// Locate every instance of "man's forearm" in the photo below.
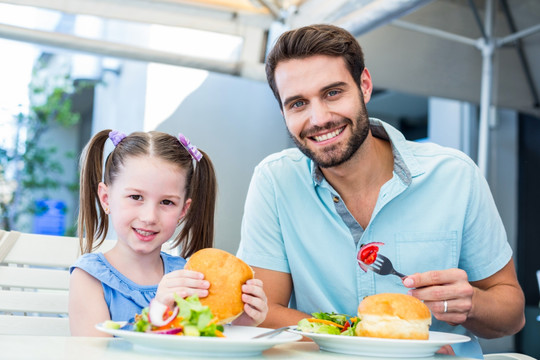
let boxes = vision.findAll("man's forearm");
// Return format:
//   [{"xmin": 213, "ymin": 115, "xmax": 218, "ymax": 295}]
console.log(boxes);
[
  {"xmin": 464, "ymin": 284, "xmax": 525, "ymax": 338},
  {"xmin": 260, "ymin": 303, "xmax": 309, "ymax": 329}
]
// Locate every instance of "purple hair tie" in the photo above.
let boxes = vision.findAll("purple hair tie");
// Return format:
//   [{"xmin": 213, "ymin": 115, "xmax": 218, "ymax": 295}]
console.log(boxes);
[
  {"xmin": 178, "ymin": 133, "xmax": 203, "ymax": 162},
  {"xmin": 109, "ymin": 130, "xmax": 127, "ymax": 146}
]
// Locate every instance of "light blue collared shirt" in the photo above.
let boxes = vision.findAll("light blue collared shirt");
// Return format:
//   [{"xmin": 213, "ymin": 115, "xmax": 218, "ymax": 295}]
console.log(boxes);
[{"xmin": 238, "ymin": 118, "xmax": 511, "ymax": 359}]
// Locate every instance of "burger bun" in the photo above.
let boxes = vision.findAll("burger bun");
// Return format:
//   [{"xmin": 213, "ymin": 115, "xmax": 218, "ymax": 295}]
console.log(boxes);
[
  {"xmin": 355, "ymin": 293, "xmax": 431, "ymax": 340},
  {"xmin": 185, "ymin": 248, "xmax": 254, "ymax": 324}
]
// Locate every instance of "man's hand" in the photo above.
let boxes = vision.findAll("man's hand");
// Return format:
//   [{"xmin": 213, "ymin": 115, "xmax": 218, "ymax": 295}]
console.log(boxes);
[
  {"xmin": 403, "ymin": 268, "xmax": 473, "ymax": 326},
  {"xmin": 403, "ymin": 259, "xmax": 525, "ymax": 338}
]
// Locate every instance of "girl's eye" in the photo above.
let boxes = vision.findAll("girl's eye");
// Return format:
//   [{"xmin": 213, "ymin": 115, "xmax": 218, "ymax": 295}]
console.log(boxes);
[
  {"xmin": 130, "ymin": 195, "xmax": 142, "ymax": 201},
  {"xmin": 161, "ymin": 200, "xmax": 175, "ymax": 206}
]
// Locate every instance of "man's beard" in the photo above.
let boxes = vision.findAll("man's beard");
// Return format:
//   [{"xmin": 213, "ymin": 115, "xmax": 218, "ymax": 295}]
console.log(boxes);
[{"xmin": 288, "ymin": 101, "xmax": 370, "ymax": 168}]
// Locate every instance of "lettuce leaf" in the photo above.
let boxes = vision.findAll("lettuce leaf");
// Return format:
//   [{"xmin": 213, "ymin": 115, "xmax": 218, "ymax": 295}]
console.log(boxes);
[
  {"xmin": 297, "ymin": 312, "xmax": 360, "ymax": 336},
  {"xmin": 297, "ymin": 318, "xmax": 341, "ymax": 335},
  {"xmin": 312, "ymin": 312, "xmax": 348, "ymax": 326},
  {"xmin": 134, "ymin": 294, "xmax": 223, "ymax": 336}
]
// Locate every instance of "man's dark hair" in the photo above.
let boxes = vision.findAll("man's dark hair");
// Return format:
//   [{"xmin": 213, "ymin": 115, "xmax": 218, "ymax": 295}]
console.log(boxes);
[{"xmin": 265, "ymin": 24, "xmax": 365, "ymax": 109}]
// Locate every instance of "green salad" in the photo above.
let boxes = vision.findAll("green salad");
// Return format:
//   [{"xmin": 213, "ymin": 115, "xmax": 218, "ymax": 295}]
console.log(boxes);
[
  {"xmin": 133, "ymin": 294, "xmax": 224, "ymax": 337},
  {"xmin": 297, "ymin": 311, "xmax": 359, "ymax": 336}
]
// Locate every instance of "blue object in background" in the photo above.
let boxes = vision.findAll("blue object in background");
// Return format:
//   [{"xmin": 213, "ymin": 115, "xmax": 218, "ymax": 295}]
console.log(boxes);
[{"xmin": 32, "ymin": 199, "xmax": 66, "ymax": 235}]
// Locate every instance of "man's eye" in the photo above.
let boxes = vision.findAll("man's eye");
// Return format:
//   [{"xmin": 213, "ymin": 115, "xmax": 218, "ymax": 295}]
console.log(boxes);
[
  {"xmin": 130, "ymin": 195, "xmax": 142, "ymax": 201},
  {"xmin": 327, "ymin": 90, "xmax": 340, "ymax": 97},
  {"xmin": 291, "ymin": 100, "xmax": 305, "ymax": 109}
]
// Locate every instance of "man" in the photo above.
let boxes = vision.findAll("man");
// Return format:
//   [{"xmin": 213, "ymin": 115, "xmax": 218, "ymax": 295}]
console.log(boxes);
[{"xmin": 237, "ymin": 24, "xmax": 525, "ymax": 358}]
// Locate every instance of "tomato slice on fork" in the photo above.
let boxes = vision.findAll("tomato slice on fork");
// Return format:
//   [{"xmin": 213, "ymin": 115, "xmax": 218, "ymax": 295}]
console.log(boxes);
[{"xmin": 357, "ymin": 242, "xmax": 384, "ymax": 272}]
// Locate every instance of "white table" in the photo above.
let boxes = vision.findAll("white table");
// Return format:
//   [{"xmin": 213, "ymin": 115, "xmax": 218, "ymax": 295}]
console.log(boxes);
[{"xmin": 0, "ymin": 335, "xmax": 477, "ymax": 360}]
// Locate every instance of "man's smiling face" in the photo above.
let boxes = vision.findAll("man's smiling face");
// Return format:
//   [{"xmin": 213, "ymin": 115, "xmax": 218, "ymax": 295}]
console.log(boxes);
[{"xmin": 275, "ymin": 55, "xmax": 371, "ymax": 168}]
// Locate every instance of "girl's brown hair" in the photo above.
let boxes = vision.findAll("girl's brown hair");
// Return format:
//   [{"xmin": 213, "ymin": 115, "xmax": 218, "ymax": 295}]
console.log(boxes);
[
  {"xmin": 265, "ymin": 24, "xmax": 365, "ymax": 109},
  {"xmin": 77, "ymin": 130, "xmax": 217, "ymax": 258}
]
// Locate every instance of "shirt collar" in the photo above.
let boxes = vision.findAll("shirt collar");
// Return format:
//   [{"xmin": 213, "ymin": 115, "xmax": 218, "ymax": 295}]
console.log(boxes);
[{"xmin": 311, "ymin": 118, "xmax": 425, "ymax": 186}]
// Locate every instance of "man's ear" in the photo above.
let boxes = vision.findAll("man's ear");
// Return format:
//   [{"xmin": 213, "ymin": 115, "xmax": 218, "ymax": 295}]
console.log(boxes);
[
  {"xmin": 360, "ymin": 68, "xmax": 373, "ymax": 104},
  {"xmin": 97, "ymin": 182, "xmax": 109, "ymax": 212}
]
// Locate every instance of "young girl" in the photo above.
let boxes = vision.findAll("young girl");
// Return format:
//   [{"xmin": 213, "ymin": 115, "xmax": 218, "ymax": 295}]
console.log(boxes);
[{"xmin": 69, "ymin": 130, "xmax": 267, "ymax": 336}]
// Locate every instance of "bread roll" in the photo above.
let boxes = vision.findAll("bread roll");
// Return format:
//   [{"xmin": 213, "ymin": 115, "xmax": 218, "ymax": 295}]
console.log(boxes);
[
  {"xmin": 185, "ymin": 248, "xmax": 254, "ymax": 324},
  {"xmin": 355, "ymin": 293, "xmax": 431, "ymax": 340}
]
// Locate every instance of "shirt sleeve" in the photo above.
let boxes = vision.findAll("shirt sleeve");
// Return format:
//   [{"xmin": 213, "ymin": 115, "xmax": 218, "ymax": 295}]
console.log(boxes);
[
  {"xmin": 237, "ymin": 164, "xmax": 290, "ymax": 273},
  {"xmin": 459, "ymin": 163, "xmax": 512, "ymax": 281}
]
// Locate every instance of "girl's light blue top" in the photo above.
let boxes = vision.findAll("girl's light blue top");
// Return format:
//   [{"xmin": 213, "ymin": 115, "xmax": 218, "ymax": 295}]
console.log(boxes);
[{"xmin": 70, "ymin": 252, "xmax": 186, "ymax": 322}]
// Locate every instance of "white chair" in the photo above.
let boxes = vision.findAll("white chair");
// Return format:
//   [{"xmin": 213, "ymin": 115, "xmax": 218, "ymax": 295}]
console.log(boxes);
[
  {"xmin": 484, "ymin": 353, "xmax": 537, "ymax": 360},
  {"xmin": 0, "ymin": 231, "xmax": 114, "ymax": 336}
]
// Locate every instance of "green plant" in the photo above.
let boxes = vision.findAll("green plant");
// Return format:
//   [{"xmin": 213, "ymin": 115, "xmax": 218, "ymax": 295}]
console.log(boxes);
[{"xmin": 0, "ymin": 57, "xmax": 88, "ymax": 233}]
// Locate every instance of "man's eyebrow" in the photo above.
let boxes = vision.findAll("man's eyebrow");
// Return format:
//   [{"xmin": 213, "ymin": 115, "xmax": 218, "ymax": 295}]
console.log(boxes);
[
  {"xmin": 321, "ymin": 81, "xmax": 348, "ymax": 93},
  {"xmin": 283, "ymin": 95, "xmax": 303, "ymax": 108}
]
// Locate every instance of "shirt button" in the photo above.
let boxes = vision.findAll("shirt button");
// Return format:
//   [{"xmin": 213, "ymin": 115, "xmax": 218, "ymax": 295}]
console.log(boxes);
[{"xmin": 333, "ymin": 196, "xmax": 339, "ymax": 203}]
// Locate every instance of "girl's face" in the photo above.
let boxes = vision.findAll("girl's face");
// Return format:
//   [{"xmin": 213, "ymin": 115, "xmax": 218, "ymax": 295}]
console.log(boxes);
[{"xmin": 98, "ymin": 155, "xmax": 190, "ymax": 256}]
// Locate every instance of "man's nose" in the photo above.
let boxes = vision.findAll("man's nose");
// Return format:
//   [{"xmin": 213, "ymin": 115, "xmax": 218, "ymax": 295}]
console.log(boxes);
[{"xmin": 309, "ymin": 100, "xmax": 331, "ymax": 126}]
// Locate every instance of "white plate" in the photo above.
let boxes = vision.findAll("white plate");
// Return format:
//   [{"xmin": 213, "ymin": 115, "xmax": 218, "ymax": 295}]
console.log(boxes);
[
  {"xmin": 289, "ymin": 328, "xmax": 470, "ymax": 358},
  {"xmin": 96, "ymin": 323, "xmax": 302, "ymax": 357}
]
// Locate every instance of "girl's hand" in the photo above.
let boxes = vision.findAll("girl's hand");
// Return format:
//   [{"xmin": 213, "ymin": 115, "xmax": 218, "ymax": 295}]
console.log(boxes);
[
  {"xmin": 155, "ymin": 270, "xmax": 210, "ymax": 308},
  {"xmin": 232, "ymin": 279, "xmax": 268, "ymax": 327}
]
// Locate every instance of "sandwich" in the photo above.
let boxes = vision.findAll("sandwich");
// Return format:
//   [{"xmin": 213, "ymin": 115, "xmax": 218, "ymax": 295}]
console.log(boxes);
[
  {"xmin": 355, "ymin": 293, "xmax": 432, "ymax": 340},
  {"xmin": 185, "ymin": 248, "xmax": 254, "ymax": 324}
]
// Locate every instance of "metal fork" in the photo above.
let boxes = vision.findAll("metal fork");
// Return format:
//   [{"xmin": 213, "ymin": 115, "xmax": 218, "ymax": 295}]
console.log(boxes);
[
  {"xmin": 364, "ymin": 254, "xmax": 407, "ymax": 279},
  {"xmin": 251, "ymin": 326, "xmax": 290, "ymax": 339}
]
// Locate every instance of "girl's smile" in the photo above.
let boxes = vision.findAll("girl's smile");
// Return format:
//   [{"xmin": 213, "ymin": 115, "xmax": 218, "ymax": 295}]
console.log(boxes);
[{"xmin": 133, "ymin": 227, "xmax": 158, "ymax": 241}]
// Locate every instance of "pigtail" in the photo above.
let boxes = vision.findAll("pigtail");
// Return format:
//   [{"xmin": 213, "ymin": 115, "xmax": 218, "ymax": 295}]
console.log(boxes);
[
  {"xmin": 77, "ymin": 129, "xmax": 111, "ymax": 254},
  {"xmin": 177, "ymin": 149, "xmax": 217, "ymax": 258}
]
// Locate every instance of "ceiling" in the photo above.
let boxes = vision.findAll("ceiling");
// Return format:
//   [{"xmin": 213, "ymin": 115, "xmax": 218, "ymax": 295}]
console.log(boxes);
[
  {"xmin": 156, "ymin": 0, "xmax": 306, "ymax": 15},
  {"xmin": 0, "ymin": 0, "xmax": 539, "ymax": 116}
]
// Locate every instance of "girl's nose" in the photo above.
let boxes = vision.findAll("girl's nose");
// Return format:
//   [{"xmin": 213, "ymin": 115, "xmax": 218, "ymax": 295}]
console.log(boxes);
[{"xmin": 139, "ymin": 204, "xmax": 158, "ymax": 224}]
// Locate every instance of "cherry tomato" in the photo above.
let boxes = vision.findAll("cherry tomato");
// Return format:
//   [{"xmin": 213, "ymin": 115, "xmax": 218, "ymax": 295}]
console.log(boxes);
[
  {"xmin": 357, "ymin": 242, "xmax": 384, "ymax": 265},
  {"xmin": 360, "ymin": 246, "xmax": 378, "ymax": 264}
]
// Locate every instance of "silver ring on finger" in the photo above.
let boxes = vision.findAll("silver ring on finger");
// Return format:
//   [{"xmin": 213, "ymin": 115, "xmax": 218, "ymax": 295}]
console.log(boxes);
[{"xmin": 443, "ymin": 300, "xmax": 448, "ymax": 313}]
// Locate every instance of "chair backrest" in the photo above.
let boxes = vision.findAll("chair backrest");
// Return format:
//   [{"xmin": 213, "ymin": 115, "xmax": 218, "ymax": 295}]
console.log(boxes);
[{"xmin": 0, "ymin": 231, "xmax": 115, "ymax": 336}]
